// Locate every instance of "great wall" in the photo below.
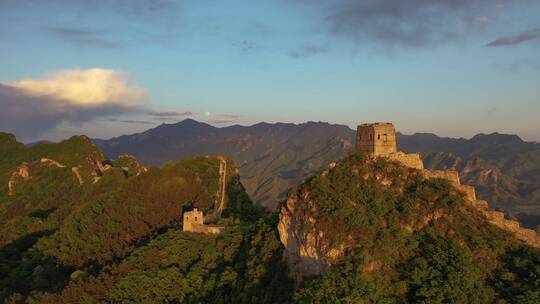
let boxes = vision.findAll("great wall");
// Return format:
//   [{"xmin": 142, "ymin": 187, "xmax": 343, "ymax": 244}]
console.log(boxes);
[
  {"xmin": 182, "ymin": 156, "xmax": 228, "ymax": 234},
  {"xmin": 357, "ymin": 122, "xmax": 540, "ymax": 248}
]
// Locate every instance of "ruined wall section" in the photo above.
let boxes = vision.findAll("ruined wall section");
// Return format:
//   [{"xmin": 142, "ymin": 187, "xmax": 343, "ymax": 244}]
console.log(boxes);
[
  {"xmin": 471, "ymin": 200, "xmax": 540, "ymax": 248},
  {"xmin": 355, "ymin": 122, "xmax": 540, "ymax": 248},
  {"xmin": 183, "ymin": 208, "xmax": 224, "ymax": 234},
  {"xmin": 387, "ymin": 152, "xmax": 424, "ymax": 170}
]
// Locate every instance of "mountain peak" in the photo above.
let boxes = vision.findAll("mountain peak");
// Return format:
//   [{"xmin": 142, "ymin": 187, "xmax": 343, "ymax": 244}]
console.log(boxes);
[{"xmin": 471, "ymin": 132, "xmax": 523, "ymax": 145}]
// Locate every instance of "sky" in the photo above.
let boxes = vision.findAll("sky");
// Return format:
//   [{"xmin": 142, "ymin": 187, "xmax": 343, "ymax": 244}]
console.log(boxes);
[{"xmin": 0, "ymin": 0, "xmax": 539, "ymax": 143}]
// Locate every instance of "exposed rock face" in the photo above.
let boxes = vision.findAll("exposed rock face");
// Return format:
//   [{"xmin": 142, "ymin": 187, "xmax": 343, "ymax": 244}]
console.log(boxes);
[
  {"xmin": 8, "ymin": 163, "xmax": 31, "ymax": 195},
  {"xmin": 278, "ymin": 192, "xmax": 345, "ymax": 283},
  {"xmin": 40, "ymin": 158, "xmax": 66, "ymax": 168},
  {"xmin": 117, "ymin": 155, "xmax": 147, "ymax": 177},
  {"xmin": 71, "ymin": 167, "xmax": 83, "ymax": 185}
]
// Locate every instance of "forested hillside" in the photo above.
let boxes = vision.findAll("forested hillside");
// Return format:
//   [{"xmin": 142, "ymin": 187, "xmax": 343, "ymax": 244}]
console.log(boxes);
[
  {"xmin": 281, "ymin": 154, "xmax": 540, "ymax": 303},
  {"xmin": 0, "ymin": 133, "xmax": 291, "ymax": 303},
  {"xmin": 95, "ymin": 119, "xmax": 354, "ymax": 210},
  {"xmin": 2, "ymin": 132, "xmax": 540, "ymax": 303}
]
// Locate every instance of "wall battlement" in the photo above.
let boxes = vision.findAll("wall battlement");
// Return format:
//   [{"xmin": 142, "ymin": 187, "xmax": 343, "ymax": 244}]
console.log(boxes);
[{"xmin": 357, "ymin": 122, "xmax": 540, "ymax": 248}]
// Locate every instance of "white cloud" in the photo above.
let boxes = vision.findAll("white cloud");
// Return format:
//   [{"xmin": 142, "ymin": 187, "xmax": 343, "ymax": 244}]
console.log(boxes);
[
  {"xmin": 6, "ymin": 68, "xmax": 146, "ymax": 107},
  {"xmin": 0, "ymin": 68, "xmax": 147, "ymax": 141}
]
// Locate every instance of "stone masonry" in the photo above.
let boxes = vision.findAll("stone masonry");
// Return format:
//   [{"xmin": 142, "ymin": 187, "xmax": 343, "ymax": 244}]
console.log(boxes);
[
  {"xmin": 357, "ymin": 122, "xmax": 540, "ymax": 248},
  {"xmin": 356, "ymin": 123, "xmax": 397, "ymax": 156},
  {"xmin": 183, "ymin": 208, "xmax": 224, "ymax": 234}
]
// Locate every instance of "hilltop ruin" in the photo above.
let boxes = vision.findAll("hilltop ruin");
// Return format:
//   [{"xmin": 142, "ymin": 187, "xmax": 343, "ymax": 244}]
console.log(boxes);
[
  {"xmin": 182, "ymin": 208, "xmax": 224, "ymax": 234},
  {"xmin": 357, "ymin": 122, "xmax": 540, "ymax": 248}
]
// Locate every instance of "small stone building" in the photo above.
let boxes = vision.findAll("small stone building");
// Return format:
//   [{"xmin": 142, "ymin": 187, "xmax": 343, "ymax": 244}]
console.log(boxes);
[
  {"xmin": 183, "ymin": 208, "xmax": 224, "ymax": 234},
  {"xmin": 356, "ymin": 123, "xmax": 397, "ymax": 156},
  {"xmin": 357, "ymin": 122, "xmax": 424, "ymax": 170}
]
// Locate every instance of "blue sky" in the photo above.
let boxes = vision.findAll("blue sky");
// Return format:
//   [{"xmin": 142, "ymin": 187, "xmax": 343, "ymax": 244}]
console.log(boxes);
[{"xmin": 0, "ymin": 0, "xmax": 539, "ymax": 142}]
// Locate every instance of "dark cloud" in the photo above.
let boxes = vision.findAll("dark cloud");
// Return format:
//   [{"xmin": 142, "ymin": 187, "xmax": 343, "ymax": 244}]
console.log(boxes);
[
  {"xmin": 0, "ymin": 84, "xmax": 138, "ymax": 141},
  {"xmin": 288, "ymin": 45, "xmax": 328, "ymax": 58},
  {"xmin": 45, "ymin": 27, "xmax": 125, "ymax": 48},
  {"xmin": 297, "ymin": 0, "xmax": 498, "ymax": 48},
  {"xmin": 486, "ymin": 28, "xmax": 540, "ymax": 47}
]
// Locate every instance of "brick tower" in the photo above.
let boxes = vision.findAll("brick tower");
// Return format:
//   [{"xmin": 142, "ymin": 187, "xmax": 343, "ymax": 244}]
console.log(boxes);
[{"xmin": 356, "ymin": 122, "xmax": 397, "ymax": 156}]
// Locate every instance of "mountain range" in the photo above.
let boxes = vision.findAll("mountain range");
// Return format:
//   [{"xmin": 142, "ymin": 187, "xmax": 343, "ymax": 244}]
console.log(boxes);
[{"xmin": 94, "ymin": 119, "xmax": 540, "ymax": 229}]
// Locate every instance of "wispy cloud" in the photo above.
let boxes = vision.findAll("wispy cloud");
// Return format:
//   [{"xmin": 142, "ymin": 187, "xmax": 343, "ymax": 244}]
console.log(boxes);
[
  {"xmin": 1, "ymin": 0, "xmax": 182, "ymax": 49},
  {"xmin": 486, "ymin": 28, "xmax": 540, "ymax": 47},
  {"xmin": 147, "ymin": 111, "xmax": 195, "ymax": 121},
  {"xmin": 102, "ymin": 118, "xmax": 156, "ymax": 125},
  {"xmin": 208, "ymin": 114, "xmax": 242, "ymax": 124},
  {"xmin": 293, "ymin": 0, "xmax": 511, "ymax": 48},
  {"xmin": 217, "ymin": 114, "xmax": 242, "ymax": 119},
  {"xmin": 45, "ymin": 27, "xmax": 125, "ymax": 48},
  {"xmin": 0, "ymin": 0, "xmax": 180, "ymax": 19},
  {"xmin": 288, "ymin": 45, "xmax": 328, "ymax": 58},
  {"xmin": 233, "ymin": 40, "xmax": 262, "ymax": 53}
]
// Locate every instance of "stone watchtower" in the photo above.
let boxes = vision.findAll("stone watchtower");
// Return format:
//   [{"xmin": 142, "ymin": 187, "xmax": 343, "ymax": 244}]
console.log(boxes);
[
  {"xmin": 183, "ymin": 208, "xmax": 204, "ymax": 232},
  {"xmin": 356, "ymin": 122, "xmax": 397, "ymax": 156},
  {"xmin": 182, "ymin": 208, "xmax": 224, "ymax": 234}
]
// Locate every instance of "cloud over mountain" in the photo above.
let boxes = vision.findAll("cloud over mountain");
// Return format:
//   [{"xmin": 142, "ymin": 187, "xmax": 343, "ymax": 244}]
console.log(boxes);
[{"xmin": 0, "ymin": 68, "xmax": 146, "ymax": 140}]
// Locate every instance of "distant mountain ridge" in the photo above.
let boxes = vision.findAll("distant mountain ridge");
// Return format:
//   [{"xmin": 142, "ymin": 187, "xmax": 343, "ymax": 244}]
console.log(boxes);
[
  {"xmin": 94, "ymin": 119, "xmax": 540, "ymax": 228},
  {"xmin": 95, "ymin": 119, "xmax": 356, "ymax": 210}
]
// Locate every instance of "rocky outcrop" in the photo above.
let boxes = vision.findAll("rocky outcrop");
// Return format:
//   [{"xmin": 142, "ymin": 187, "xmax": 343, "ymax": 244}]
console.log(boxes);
[
  {"xmin": 117, "ymin": 155, "xmax": 147, "ymax": 177},
  {"xmin": 71, "ymin": 167, "xmax": 83, "ymax": 185},
  {"xmin": 8, "ymin": 163, "xmax": 31, "ymax": 196},
  {"xmin": 40, "ymin": 158, "xmax": 66, "ymax": 168},
  {"xmin": 278, "ymin": 191, "xmax": 346, "ymax": 283}
]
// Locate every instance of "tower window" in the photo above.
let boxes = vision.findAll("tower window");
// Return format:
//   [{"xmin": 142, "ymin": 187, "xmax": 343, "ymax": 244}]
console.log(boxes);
[{"xmin": 377, "ymin": 134, "xmax": 381, "ymax": 140}]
